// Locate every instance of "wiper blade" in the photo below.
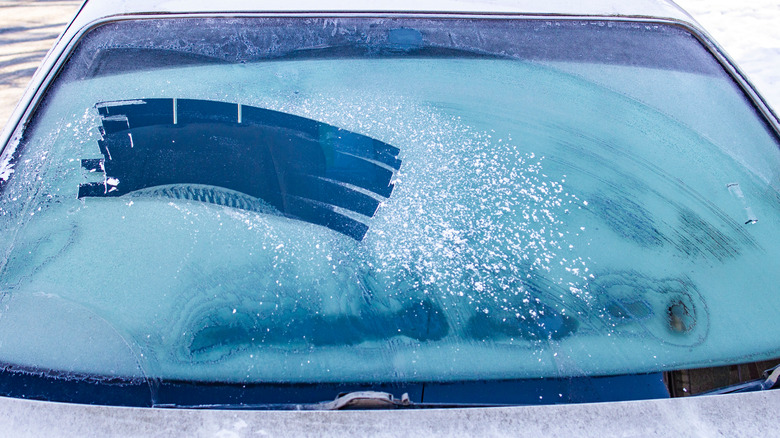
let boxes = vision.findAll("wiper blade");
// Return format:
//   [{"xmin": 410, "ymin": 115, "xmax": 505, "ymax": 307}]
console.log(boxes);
[
  {"xmin": 155, "ymin": 391, "xmax": 512, "ymax": 410},
  {"xmin": 153, "ymin": 392, "xmax": 412, "ymax": 411}
]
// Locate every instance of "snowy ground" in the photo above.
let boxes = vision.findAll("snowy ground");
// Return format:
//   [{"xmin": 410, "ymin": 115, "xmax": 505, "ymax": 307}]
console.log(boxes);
[
  {"xmin": 675, "ymin": 0, "xmax": 780, "ymax": 113},
  {"xmin": 0, "ymin": 0, "xmax": 80, "ymax": 129},
  {"xmin": 0, "ymin": 0, "xmax": 778, "ymax": 127}
]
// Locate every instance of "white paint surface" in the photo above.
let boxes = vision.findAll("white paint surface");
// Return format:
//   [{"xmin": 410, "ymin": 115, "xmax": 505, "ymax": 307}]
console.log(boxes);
[{"xmin": 2, "ymin": 389, "xmax": 780, "ymax": 437}]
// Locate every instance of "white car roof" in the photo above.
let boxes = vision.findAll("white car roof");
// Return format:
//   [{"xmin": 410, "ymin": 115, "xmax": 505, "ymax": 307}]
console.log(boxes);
[{"xmin": 73, "ymin": 0, "xmax": 696, "ymax": 22}]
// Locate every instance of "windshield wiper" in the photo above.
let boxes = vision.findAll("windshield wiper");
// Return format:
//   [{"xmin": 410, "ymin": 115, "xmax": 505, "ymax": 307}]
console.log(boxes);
[
  {"xmin": 159, "ymin": 391, "xmax": 500, "ymax": 410},
  {"xmin": 701, "ymin": 363, "xmax": 780, "ymax": 395},
  {"xmin": 319, "ymin": 391, "xmax": 411, "ymax": 410},
  {"xmin": 317, "ymin": 391, "xmax": 509, "ymax": 410}
]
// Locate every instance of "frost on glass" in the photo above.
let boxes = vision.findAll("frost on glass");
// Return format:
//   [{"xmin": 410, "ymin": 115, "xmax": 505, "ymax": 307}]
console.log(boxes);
[{"xmin": 0, "ymin": 18, "xmax": 779, "ymax": 386}]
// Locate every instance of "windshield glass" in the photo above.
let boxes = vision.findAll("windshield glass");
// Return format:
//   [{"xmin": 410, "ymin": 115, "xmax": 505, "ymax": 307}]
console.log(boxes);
[{"xmin": 1, "ymin": 17, "xmax": 780, "ymax": 406}]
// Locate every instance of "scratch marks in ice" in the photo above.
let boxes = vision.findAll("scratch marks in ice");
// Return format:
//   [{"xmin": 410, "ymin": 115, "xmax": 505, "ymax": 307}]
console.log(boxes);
[{"xmin": 295, "ymin": 96, "xmax": 593, "ymax": 332}]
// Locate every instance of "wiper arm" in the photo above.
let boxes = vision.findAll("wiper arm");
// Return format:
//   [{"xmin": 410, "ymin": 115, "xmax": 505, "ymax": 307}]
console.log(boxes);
[
  {"xmin": 701, "ymin": 363, "xmax": 780, "ymax": 395},
  {"xmin": 321, "ymin": 391, "xmax": 412, "ymax": 410},
  {"xmin": 318, "ymin": 391, "xmax": 509, "ymax": 410}
]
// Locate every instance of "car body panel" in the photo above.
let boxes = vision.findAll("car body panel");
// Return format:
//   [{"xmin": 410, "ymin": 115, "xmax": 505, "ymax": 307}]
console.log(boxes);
[{"xmin": 1, "ymin": 389, "xmax": 779, "ymax": 437}]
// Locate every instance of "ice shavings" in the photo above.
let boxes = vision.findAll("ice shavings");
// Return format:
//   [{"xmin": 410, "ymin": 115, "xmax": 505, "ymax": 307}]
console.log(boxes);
[
  {"xmin": 271, "ymin": 92, "xmax": 594, "ymax": 341},
  {"xmin": 0, "ymin": 149, "xmax": 15, "ymax": 182}
]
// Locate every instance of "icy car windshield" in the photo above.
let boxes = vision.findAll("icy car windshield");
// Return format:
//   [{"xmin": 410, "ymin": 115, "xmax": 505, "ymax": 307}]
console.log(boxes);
[{"xmin": 1, "ymin": 17, "xmax": 780, "ymax": 407}]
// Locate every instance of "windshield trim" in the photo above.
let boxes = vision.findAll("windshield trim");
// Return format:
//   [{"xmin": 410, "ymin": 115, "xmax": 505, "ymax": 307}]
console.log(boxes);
[{"xmin": 0, "ymin": 362, "xmax": 669, "ymax": 408}]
